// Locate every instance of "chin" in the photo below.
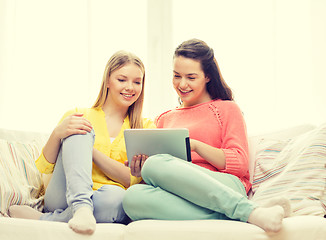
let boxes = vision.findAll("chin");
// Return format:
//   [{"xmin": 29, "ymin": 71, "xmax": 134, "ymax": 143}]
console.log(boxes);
[
  {"xmin": 124, "ymin": 100, "xmax": 137, "ymax": 107},
  {"xmin": 179, "ymin": 96, "xmax": 191, "ymax": 103}
]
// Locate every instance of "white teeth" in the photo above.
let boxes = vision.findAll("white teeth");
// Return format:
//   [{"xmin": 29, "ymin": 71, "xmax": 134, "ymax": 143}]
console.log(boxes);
[
  {"xmin": 122, "ymin": 93, "xmax": 133, "ymax": 97},
  {"xmin": 179, "ymin": 89, "xmax": 191, "ymax": 93}
]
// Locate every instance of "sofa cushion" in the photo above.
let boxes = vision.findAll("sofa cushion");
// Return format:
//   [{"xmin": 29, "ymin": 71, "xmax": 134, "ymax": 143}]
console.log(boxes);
[
  {"xmin": 0, "ymin": 217, "xmax": 126, "ymax": 240},
  {"xmin": 124, "ymin": 216, "xmax": 326, "ymax": 240},
  {"xmin": 0, "ymin": 139, "xmax": 44, "ymax": 216},
  {"xmin": 251, "ymin": 138, "xmax": 289, "ymax": 193},
  {"xmin": 248, "ymin": 124, "xmax": 316, "ymax": 183},
  {"xmin": 251, "ymin": 122, "xmax": 326, "ymax": 216}
]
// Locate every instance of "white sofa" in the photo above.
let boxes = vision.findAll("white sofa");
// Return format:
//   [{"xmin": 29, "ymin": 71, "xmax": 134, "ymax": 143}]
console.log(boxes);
[{"xmin": 1, "ymin": 124, "xmax": 326, "ymax": 240}]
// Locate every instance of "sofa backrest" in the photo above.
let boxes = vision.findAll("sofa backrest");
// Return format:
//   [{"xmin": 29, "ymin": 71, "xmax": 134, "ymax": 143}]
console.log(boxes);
[
  {"xmin": 247, "ymin": 124, "xmax": 316, "ymax": 183},
  {"xmin": 0, "ymin": 128, "xmax": 49, "ymax": 147}
]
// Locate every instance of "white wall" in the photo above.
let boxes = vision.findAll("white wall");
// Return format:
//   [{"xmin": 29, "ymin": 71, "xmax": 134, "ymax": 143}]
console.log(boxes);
[
  {"xmin": 0, "ymin": 0, "xmax": 147, "ymax": 133},
  {"xmin": 0, "ymin": 0, "xmax": 89, "ymax": 132},
  {"xmin": 171, "ymin": 0, "xmax": 326, "ymax": 134},
  {"xmin": 311, "ymin": 0, "xmax": 326, "ymax": 126},
  {"xmin": 88, "ymin": 0, "xmax": 148, "ymax": 111},
  {"xmin": 0, "ymin": 0, "xmax": 325, "ymax": 135}
]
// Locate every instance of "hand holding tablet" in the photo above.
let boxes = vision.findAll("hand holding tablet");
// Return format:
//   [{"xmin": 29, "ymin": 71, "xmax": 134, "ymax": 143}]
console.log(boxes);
[{"xmin": 124, "ymin": 128, "xmax": 192, "ymax": 167}]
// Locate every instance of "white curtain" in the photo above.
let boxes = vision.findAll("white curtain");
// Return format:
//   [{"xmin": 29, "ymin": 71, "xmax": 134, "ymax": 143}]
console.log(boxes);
[{"xmin": 0, "ymin": 0, "xmax": 325, "ymax": 134}]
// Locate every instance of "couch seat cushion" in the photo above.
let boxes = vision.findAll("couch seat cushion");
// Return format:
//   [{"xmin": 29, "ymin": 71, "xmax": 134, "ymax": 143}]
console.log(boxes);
[{"xmin": 124, "ymin": 216, "xmax": 326, "ymax": 240}]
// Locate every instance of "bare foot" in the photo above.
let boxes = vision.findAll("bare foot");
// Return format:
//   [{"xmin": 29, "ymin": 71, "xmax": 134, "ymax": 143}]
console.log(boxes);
[
  {"xmin": 68, "ymin": 207, "xmax": 96, "ymax": 235},
  {"xmin": 8, "ymin": 205, "xmax": 43, "ymax": 220},
  {"xmin": 248, "ymin": 205, "xmax": 284, "ymax": 232}
]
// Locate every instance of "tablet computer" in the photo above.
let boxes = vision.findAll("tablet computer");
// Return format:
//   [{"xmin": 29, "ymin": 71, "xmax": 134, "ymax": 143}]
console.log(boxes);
[{"xmin": 124, "ymin": 128, "xmax": 191, "ymax": 166}]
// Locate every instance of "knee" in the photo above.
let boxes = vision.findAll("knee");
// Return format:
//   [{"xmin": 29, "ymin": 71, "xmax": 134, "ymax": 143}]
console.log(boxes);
[
  {"xmin": 63, "ymin": 129, "xmax": 95, "ymax": 146},
  {"xmin": 141, "ymin": 154, "xmax": 167, "ymax": 179},
  {"xmin": 141, "ymin": 154, "xmax": 174, "ymax": 184}
]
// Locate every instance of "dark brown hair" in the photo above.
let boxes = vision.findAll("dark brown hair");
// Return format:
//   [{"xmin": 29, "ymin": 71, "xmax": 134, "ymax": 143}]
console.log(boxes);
[{"xmin": 174, "ymin": 39, "xmax": 233, "ymax": 101}]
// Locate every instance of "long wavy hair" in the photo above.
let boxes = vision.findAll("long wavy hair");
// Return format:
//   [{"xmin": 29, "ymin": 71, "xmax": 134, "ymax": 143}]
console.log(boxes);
[
  {"xmin": 92, "ymin": 50, "xmax": 145, "ymax": 129},
  {"xmin": 174, "ymin": 39, "xmax": 233, "ymax": 101}
]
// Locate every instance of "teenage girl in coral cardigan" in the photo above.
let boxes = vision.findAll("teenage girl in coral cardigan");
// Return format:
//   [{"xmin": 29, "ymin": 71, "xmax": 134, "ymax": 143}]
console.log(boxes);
[{"xmin": 123, "ymin": 39, "xmax": 291, "ymax": 232}]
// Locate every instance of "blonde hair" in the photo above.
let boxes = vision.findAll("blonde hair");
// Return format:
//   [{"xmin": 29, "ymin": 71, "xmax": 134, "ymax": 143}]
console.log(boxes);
[{"xmin": 92, "ymin": 50, "xmax": 145, "ymax": 129}]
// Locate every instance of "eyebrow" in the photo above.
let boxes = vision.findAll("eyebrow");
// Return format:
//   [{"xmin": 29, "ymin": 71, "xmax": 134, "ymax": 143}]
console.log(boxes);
[
  {"xmin": 117, "ymin": 74, "xmax": 127, "ymax": 78},
  {"xmin": 117, "ymin": 74, "xmax": 142, "ymax": 80},
  {"xmin": 173, "ymin": 70, "xmax": 198, "ymax": 76}
]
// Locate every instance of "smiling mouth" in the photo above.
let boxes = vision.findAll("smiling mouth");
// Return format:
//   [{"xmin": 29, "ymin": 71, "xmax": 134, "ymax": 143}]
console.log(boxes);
[
  {"xmin": 121, "ymin": 93, "xmax": 135, "ymax": 99},
  {"xmin": 179, "ymin": 89, "xmax": 192, "ymax": 94}
]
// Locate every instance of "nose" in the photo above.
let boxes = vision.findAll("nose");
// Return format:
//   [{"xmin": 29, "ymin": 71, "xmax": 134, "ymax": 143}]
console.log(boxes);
[
  {"xmin": 179, "ymin": 77, "xmax": 188, "ymax": 89},
  {"xmin": 125, "ymin": 81, "xmax": 133, "ymax": 91}
]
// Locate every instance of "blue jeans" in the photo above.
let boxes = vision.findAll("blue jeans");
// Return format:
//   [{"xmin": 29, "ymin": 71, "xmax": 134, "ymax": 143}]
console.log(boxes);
[
  {"xmin": 41, "ymin": 130, "xmax": 130, "ymax": 224},
  {"xmin": 123, "ymin": 154, "xmax": 257, "ymax": 222}
]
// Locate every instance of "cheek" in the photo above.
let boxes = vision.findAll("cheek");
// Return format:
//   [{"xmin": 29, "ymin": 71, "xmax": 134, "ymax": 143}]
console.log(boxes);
[
  {"xmin": 173, "ymin": 84, "xmax": 179, "ymax": 93},
  {"xmin": 172, "ymin": 79, "xmax": 179, "ymax": 88},
  {"xmin": 135, "ymin": 84, "xmax": 143, "ymax": 95},
  {"xmin": 193, "ymin": 81, "xmax": 205, "ymax": 91}
]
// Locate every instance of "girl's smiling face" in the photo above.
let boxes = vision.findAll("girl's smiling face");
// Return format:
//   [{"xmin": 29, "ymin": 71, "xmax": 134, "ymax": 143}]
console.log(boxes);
[
  {"xmin": 107, "ymin": 63, "xmax": 143, "ymax": 110},
  {"xmin": 173, "ymin": 56, "xmax": 211, "ymax": 107}
]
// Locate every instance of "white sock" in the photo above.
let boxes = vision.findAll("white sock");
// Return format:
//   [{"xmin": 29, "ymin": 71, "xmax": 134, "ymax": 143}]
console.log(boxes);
[
  {"xmin": 68, "ymin": 207, "xmax": 96, "ymax": 235},
  {"xmin": 8, "ymin": 205, "xmax": 43, "ymax": 220},
  {"xmin": 248, "ymin": 205, "xmax": 284, "ymax": 232},
  {"xmin": 260, "ymin": 196, "xmax": 292, "ymax": 217}
]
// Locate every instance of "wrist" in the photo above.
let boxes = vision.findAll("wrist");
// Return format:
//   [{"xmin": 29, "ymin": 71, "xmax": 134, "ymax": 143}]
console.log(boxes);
[
  {"xmin": 52, "ymin": 128, "xmax": 62, "ymax": 142},
  {"xmin": 191, "ymin": 139, "xmax": 198, "ymax": 152},
  {"xmin": 93, "ymin": 148, "xmax": 98, "ymax": 157}
]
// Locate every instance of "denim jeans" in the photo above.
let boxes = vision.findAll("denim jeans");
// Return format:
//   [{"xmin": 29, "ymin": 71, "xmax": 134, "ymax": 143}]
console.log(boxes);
[
  {"xmin": 41, "ymin": 130, "xmax": 130, "ymax": 224},
  {"xmin": 123, "ymin": 154, "xmax": 256, "ymax": 222}
]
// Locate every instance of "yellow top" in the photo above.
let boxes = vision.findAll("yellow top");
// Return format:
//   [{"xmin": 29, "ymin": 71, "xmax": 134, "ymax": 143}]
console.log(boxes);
[{"xmin": 35, "ymin": 107, "xmax": 155, "ymax": 190}]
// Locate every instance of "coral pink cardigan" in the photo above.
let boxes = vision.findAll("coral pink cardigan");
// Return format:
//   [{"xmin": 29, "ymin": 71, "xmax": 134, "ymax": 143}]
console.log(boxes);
[{"xmin": 155, "ymin": 100, "xmax": 251, "ymax": 193}]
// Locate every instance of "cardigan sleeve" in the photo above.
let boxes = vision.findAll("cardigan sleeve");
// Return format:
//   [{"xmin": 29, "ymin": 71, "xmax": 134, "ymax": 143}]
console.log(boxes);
[
  {"xmin": 35, "ymin": 150, "xmax": 55, "ymax": 174},
  {"xmin": 218, "ymin": 102, "xmax": 250, "ymax": 179}
]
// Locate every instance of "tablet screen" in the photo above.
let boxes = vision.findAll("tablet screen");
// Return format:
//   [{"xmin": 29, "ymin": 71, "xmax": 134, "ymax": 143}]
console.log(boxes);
[{"xmin": 124, "ymin": 128, "xmax": 191, "ymax": 166}]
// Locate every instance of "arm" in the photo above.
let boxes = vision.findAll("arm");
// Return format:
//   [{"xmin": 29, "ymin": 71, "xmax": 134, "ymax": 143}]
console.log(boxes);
[
  {"xmin": 190, "ymin": 139, "xmax": 226, "ymax": 170},
  {"xmin": 92, "ymin": 149, "xmax": 131, "ymax": 188},
  {"xmin": 191, "ymin": 101, "xmax": 249, "ymax": 177},
  {"xmin": 43, "ymin": 113, "xmax": 93, "ymax": 164},
  {"xmin": 218, "ymin": 103, "xmax": 249, "ymax": 178}
]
